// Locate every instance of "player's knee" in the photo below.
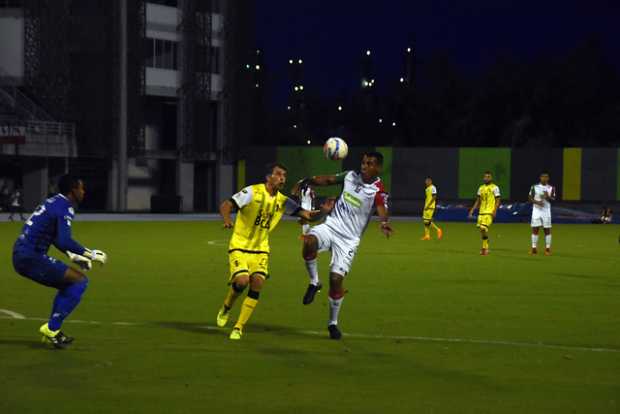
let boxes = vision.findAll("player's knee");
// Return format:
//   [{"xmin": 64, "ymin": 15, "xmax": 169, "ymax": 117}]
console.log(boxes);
[
  {"xmin": 302, "ymin": 236, "xmax": 318, "ymax": 260},
  {"xmin": 232, "ymin": 275, "xmax": 249, "ymax": 290},
  {"xmin": 249, "ymin": 274, "xmax": 265, "ymax": 291},
  {"xmin": 329, "ymin": 273, "xmax": 343, "ymax": 288}
]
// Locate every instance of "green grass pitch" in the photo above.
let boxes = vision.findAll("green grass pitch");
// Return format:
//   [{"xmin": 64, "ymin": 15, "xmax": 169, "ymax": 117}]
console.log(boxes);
[{"xmin": 1, "ymin": 220, "xmax": 619, "ymax": 413}]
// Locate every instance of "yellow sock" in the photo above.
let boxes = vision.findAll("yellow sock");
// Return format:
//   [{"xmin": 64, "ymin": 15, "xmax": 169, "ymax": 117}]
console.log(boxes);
[
  {"xmin": 424, "ymin": 226, "xmax": 430, "ymax": 237},
  {"xmin": 223, "ymin": 287, "xmax": 242, "ymax": 309},
  {"xmin": 234, "ymin": 297, "xmax": 258, "ymax": 331},
  {"xmin": 482, "ymin": 238, "xmax": 489, "ymax": 249}
]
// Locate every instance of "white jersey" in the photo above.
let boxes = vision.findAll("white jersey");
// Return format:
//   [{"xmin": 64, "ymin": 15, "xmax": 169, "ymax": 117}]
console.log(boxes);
[
  {"xmin": 323, "ymin": 171, "xmax": 388, "ymax": 241},
  {"xmin": 530, "ymin": 183, "xmax": 555, "ymax": 217}
]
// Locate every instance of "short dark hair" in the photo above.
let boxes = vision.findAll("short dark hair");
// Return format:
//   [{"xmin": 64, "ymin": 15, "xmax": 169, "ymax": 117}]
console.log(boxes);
[
  {"xmin": 265, "ymin": 163, "xmax": 288, "ymax": 177},
  {"xmin": 58, "ymin": 174, "xmax": 81, "ymax": 195},
  {"xmin": 364, "ymin": 151, "xmax": 384, "ymax": 166},
  {"xmin": 484, "ymin": 171, "xmax": 492, "ymax": 175},
  {"xmin": 540, "ymin": 172, "xmax": 550, "ymax": 176}
]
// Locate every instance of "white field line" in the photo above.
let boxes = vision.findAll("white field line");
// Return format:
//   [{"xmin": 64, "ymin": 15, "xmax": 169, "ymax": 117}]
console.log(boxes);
[
  {"xmin": 1, "ymin": 311, "xmax": 618, "ymax": 354},
  {"xmin": 0, "ymin": 309, "xmax": 26, "ymax": 319}
]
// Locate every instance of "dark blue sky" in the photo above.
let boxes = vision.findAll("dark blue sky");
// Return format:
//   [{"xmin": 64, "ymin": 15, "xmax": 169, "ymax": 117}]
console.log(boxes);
[{"xmin": 256, "ymin": 0, "xmax": 620, "ymax": 106}]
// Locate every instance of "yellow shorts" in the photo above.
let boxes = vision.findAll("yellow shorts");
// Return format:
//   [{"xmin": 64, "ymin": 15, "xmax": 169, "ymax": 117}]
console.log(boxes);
[
  {"xmin": 423, "ymin": 208, "xmax": 435, "ymax": 223},
  {"xmin": 477, "ymin": 214, "xmax": 494, "ymax": 230},
  {"xmin": 228, "ymin": 250, "xmax": 269, "ymax": 283}
]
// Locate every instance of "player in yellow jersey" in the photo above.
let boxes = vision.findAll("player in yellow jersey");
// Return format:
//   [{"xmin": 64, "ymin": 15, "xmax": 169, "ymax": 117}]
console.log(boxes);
[
  {"xmin": 421, "ymin": 177, "xmax": 443, "ymax": 240},
  {"xmin": 468, "ymin": 171, "xmax": 501, "ymax": 255},
  {"xmin": 216, "ymin": 163, "xmax": 323, "ymax": 340}
]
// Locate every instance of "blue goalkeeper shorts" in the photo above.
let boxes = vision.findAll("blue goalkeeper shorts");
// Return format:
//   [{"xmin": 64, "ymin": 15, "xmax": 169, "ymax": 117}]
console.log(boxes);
[{"xmin": 12, "ymin": 245, "xmax": 68, "ymax": 289}]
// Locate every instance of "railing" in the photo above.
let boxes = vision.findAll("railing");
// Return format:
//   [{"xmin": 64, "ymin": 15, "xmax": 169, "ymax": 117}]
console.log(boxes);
[{"xmin": 0, "ymin": 118, "xmax": 77, "ymax": 158}]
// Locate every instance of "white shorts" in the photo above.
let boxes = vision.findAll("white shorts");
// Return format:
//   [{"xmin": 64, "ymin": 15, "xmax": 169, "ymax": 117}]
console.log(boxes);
[
  {"xmin": 531, "ymin": 213, "xmax": 552, "ymax": 228},
  {"xmin": 308, "ymin": 223, "xmax": 359, "ymax": 276}
]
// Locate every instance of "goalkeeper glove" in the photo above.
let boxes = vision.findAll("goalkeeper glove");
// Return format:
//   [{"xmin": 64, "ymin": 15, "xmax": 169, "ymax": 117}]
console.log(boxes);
[
  {"xmin": 66, "ymin": 251, "xmax": 92, "ymax": 271},
  {"xmin": 84, "ymin": 249, "xmax": 108, "ymax": 265}
]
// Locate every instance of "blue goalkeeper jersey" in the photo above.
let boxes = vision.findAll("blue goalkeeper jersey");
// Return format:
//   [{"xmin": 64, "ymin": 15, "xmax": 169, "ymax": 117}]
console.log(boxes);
[{"xmin": 15, "ymin": 194, "xmax": 86, "ymax": 256}]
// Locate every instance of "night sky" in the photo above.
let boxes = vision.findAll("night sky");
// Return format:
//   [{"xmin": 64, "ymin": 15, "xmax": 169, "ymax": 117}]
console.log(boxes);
[{"xmin": 256, "ymin": 0, "xmax": 620, "ymax": 106}]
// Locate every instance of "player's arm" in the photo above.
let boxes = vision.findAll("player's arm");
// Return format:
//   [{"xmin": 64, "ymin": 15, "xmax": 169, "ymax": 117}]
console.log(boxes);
[
  {"xmin": 286, "ymin": 197, "xmax": 333, "ymax": 223},
  {"xmin": 528, "ymin": 187, "xmax": 543, "ymax": 207},
  {"xmin": 493, "ymin": 196, "xmax": 501, "ymax": 218},
  {"xmin": 291, "ymin": 172, "xmax": 347, "ymax": 196},
  {"xmin": 54, "ymin": 213, "xmax": 106, "ymax": 266},
  {"xmin": 375, "ymin": 185, "xmax": 393, "ymax": 238},
  {"xmin": 492, "ymin": 187, "xmax": 501, "ymax": 218},
  {"xmin": 468, "ymin": 196, "xmax": 480, "ymax": 218},
  {"xmin": 544, "ymin": 187, "xmax": 556, "ymax": 201},
  {"xmin": 222, "ymin": 186, "xmax": 253, "ymax": 229}
]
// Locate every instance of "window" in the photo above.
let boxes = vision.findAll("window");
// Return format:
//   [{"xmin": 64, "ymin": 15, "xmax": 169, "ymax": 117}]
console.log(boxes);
[{"xmin": 146, "ymin": 38, "xmax": 178, "ymax": 70}]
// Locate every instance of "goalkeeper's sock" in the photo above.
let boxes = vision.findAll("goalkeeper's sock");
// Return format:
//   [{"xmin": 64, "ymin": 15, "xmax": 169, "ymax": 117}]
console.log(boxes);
[
  {"xmin": 234, "ymin": 290, "xmax": 259, "ymax": 331},
  {"xmin": 48, "ymin": 278, "xmax": 88, "ymax": 331},
  {"xmin": 545, "ymin": 235, "xmax": 552, "ymax": 248},
  {"xmin": 223, "ymin": 283, "xmax": 246, "ymax": 310},
  {"xmin": 305, "ymin": 259, "xmax": 320, "ymax": 286},
  {"xmin": 482, "ymin": 237, "xmax": 489, "ymax": 250},
  {"xmin": 423, "ymin": 225, "xmax": 430, "ymax": 238},
  {"xmin": 531, "ymin": 234, "xmax": 539, "ymax": 248},
  {"xmin": 328, "ymin": 290, "xmax": 344, "ymax": 326}
]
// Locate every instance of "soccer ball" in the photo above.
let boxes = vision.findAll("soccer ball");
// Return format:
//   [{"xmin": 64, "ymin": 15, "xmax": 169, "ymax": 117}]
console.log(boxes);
[{"xmin": 323, "ymin": 137, "xmax": 348, "ymax": 161}]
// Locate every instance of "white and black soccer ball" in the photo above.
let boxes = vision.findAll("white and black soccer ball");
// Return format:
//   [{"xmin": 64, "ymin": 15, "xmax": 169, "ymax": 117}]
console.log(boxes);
[{"xmin": 323, "ymin": 137, "xmax": 348, "ymax": 161}]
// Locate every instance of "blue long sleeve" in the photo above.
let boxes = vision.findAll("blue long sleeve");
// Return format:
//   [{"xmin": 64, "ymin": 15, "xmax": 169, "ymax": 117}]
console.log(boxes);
[{"xmin": 54, "ymin": 215, "xmax": 86, "ymax": 255}]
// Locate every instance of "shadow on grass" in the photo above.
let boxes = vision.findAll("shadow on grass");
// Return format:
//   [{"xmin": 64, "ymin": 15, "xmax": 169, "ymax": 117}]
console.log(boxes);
[
  {"xmin": 0, "ymin": 338, "xmax": 45, "ymax": 349},
  {"xmin": 153, "ymin": 321, "xmax": 223, "ymax": 336}
]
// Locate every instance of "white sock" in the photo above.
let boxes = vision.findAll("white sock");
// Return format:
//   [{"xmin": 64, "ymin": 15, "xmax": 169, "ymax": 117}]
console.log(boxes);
[
  {"xmin": 545, "ymin": 235, "xmax": 552, "ymax": 248},
  {"xmin": 305, "ymin": 259, "xmax": 319, "ymax": 286},
  {"xmin": 328, "ymin": 296, "xmax": 343, "ymax": 326},
  {"xmin": 531, "ymin": 234, "xmax": 539, "ymax": 248}
]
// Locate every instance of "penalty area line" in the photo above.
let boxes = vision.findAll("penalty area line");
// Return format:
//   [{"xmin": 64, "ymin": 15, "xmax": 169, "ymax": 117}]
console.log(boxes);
[{"xmin": 1, "ymin": 312, "xmax": 619, "ymax": 354}]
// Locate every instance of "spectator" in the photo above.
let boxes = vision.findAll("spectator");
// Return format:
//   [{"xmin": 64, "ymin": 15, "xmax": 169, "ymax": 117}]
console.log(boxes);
[{"xmin": 8, "ymin": 188, "xmax": 25, "ymax": 221}]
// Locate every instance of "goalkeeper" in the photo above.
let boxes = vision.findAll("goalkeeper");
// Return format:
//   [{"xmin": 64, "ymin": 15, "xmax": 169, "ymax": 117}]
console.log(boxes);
[{"xmin": 11, "ymin": 175, "xmax": 107, "ymax": 349}]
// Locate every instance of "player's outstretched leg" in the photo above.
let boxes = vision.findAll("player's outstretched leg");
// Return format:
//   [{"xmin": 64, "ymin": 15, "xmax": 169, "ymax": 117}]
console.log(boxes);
[
  {"xmin": 327, "ymin": 272, "xmax": 345, "ymax": 340},
  {"xmin": 421, "ymin": 222, "xmax": 431, "ymax": 240},
  {"xmin": 530, "ymin": 227, "xmax": 539, "ymax": 255},
  {"xmin": 480, "ymin": 228, "xmax": 490, "ymax": 255},
  {"xmin": 41, "ymin": 268, "xmax": 88, "ymax": 349},
  {"xmin": 544, "ymin": 228, "xmax": 552, "ymax": 255},
  {"xmin": 217, "ymin": 275, "xmax": 248, "ymax": 327},
  {"xmin": 431, "ymin": 222, "xmax": 443, "ymax": 239},
  {"xmin": 302, "ymin": 235, "xmax": 322, "ymax": 305},
  {"xmin": 230, "ymin": 274, "xmax": 264, "ymax": 340}
]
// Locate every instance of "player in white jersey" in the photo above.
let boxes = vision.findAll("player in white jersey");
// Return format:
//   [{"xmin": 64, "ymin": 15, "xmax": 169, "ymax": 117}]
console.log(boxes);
[
  {"xmin": 528, "ymin": 172, "xmax": 556, "ymax": 255},
  {"xmin": 292, "ymin": 152, "xmax": 393, "ymax": 339}
]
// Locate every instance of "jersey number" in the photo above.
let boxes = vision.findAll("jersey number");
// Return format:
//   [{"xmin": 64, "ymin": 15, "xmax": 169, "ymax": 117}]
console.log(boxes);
[
  {"xmin": 25, "ymin": 205, "xmax": 46, "ymax": 226},
  {"xmin": 254, "ymin": 211, "xmax": 272, "ymax": 229}
]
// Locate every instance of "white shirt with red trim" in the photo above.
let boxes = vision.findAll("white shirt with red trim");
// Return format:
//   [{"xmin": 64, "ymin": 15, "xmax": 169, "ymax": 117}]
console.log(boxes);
[{"xmin": 324, "ymin": 171, "xmax": 388, "ymax": 240}]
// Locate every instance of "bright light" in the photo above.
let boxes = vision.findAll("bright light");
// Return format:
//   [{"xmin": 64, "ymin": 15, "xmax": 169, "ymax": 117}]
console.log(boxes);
[
  {"xmin": 399, "ymin": 77, "xmax": 405, "ymax": 83},
  {"xmin": 306, "ymin": 139, "xmax": 311, "ymax": 145},
  {"xmin": 392, "ymin": 121, "xmax": 397, "ymax": 127},
  {"xmin": 362, "ymin": 80, "xmax": 369, "ymax": 87},
  {"xmin": 298, "ymin": 59, "xmax": 303, "ymax": 64},
  {"xmin": 366, "ymin": 50, "xmax": 371, "ymax": 56},
  {"xmin": 255, "ymin": 64, "xmax": 261, "ymax": 70},
  {"xmin": 294, "ymin": 86, "xmax": 299, "ymax": 92},
  {"xmin": 255, "ymin": 83, "xmax": 260, "ymax": 88},
  {"xmin": 337, "ymin": 105, "xmax": 343, "ymax": 111},
  {"xmin": 378, "ymin": 118, "xmax": 383, "ymax": 123},
  {"xmin": 406, "ymin": 47, "xmax": 412, "ymax": 53},
  {"xmin": 293, "ymin": 124, "xmax": 298, "ymax": 129},
  {"xmin": 299, "ymin": 85, "xmax": 304, "ymax": 91},
  {"xmin": 289, "ymin": 59, "xmax": 294, "ymax": 64},
  {"xmin": 245, "ymin": 64, "xmax": 250, "ymax": 69},
  {"xmin": 287, "ymin": 105, "xmax": 291, "ymax": 111}
]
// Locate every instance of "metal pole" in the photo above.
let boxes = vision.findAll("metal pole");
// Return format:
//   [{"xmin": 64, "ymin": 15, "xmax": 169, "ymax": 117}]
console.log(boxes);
[{"xmin": 118, "ymin": 0, "xmax": 128, "ymax": 211}]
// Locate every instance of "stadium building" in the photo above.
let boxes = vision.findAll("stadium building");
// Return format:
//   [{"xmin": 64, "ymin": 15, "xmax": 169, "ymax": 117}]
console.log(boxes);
[{"xmin": 0, "ymin": 0, "xmax": 255, "ymax": 212}]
